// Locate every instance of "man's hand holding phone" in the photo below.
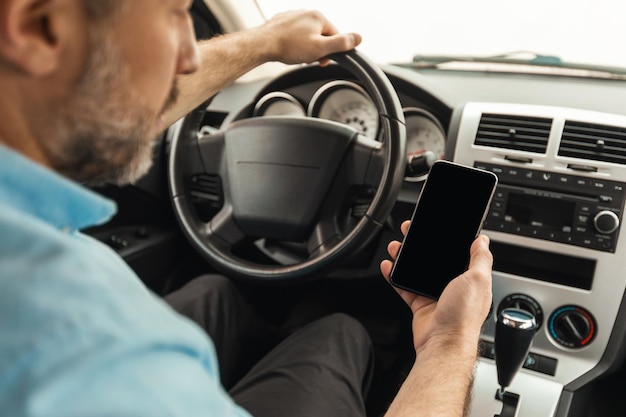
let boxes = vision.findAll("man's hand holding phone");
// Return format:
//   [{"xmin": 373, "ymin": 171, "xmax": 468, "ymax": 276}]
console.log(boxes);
[
  {"xmin": 380, "ymin": 222, "xmax": 493, "ymax": 350},
  {"xmin": 380, "ymin": 227, "xmax": 493, "ymax": 417}
]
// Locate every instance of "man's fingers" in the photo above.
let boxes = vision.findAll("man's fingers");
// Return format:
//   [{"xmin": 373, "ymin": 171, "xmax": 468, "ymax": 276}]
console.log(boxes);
[
  {"xmin": 318, "ymin": 33, "xmax": 362, "ymax": 56},
  {"xmin": 467, "ymin": 235, "xmax": 493, "ymax": 275},
  {"xmin": 380, "ymin": 259, "xmax": 393, "ymax": 280},
  {"xmin": 387, "ymin": 240, "xmax": 401, "ymax": 259},
  {"xmin": 400, "ymin": 220, "xmax": 410, "ymax": 236}
]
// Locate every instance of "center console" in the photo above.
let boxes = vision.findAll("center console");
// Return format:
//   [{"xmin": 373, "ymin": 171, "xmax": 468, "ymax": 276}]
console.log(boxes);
[{"xmin": 447, "ymin": 102, "xmax": 626, "ymax": 417}]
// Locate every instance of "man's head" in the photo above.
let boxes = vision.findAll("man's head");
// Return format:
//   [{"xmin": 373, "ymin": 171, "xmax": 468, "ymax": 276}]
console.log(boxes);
[{"xmin": 0, "ymin": 0, "xmax": 199, "ymax": 186}]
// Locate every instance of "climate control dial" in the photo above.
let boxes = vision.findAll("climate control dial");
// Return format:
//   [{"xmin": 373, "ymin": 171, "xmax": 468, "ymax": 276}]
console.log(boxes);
[{"xmin": 548, "ymin": 305, "xmax": 596, "ymax": 349}]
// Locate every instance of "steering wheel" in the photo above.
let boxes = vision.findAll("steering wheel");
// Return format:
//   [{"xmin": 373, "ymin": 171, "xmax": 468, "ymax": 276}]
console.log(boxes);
[{"xmin": 168, "ymin": 50, "xmax": 406, "ymax": 283}]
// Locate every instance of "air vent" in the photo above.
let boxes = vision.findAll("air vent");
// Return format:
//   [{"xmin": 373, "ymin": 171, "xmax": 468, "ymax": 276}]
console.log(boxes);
[
  {"xmin": 475, "ymin": 114, "xmax": 552, "ymax": 153},
  {"xmin": 558, "ymin": 121, "xmax": 626, "ymax": 165},
  {"xmin": 188, "ymin": 174, "xmax": 223, "ymax": 221}
]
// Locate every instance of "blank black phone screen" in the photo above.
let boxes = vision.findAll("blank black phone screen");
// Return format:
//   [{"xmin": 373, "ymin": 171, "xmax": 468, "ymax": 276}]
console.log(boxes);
[{"xmin": 390, "ymin": 161, "xmax": 497, "ymax": 299}]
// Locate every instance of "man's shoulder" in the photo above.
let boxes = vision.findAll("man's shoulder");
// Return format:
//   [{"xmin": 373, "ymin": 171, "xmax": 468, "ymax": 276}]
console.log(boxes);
[
  {"xmin": 0, "ymin": 201, "xmax": 211, "ymax": 341},
  {"xmin": 0, "ymin": 202, "xmax": 123, "ymax": 322},
  {"xmin": 0, "ymin": 202, "xmax": 123, "ymax": 287},
  {"xmin": 0, "ymin": 202, "xmax": 218, "ymax": 387}
]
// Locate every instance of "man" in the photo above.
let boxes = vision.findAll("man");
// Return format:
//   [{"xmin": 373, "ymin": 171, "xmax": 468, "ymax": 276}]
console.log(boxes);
[{"xmin": 0, "ymin": 1, "xmax": 493, "ymax": 416}]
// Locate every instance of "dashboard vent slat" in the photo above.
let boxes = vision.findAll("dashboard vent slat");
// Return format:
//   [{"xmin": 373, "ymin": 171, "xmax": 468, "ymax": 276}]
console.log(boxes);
[
  {"xmin": 475, "ymin": 114, "xmax": 552, "ymax": 153},
  {"xmin": 188, "ymin": 174, "xmax": 224, "ymax": 222},
  {"xmin": 559, "ymin": 121, "xmax": 626, "ymax": 164}
]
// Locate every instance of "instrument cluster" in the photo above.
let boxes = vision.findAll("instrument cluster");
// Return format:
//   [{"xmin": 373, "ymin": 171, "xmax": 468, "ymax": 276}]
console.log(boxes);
[{"xmin": 252, "ymin": 80, "xmax": 446, "ymax": 181}]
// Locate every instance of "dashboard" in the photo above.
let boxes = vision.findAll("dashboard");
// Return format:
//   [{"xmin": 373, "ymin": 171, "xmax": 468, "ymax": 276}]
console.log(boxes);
[{"xmin": 201, "ymin": 61, "xmax": 626, "ymax": 417}]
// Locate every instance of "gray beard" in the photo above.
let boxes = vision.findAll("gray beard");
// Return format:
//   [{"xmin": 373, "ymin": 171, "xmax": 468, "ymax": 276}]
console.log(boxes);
[{"xmin": 39, "ymin": 31, "xmax": 178, "ymax": 187}]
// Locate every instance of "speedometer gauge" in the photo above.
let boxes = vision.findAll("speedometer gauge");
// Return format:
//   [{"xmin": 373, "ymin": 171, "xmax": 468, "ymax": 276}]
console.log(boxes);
[
  {"xmin": 308, "ymin": 81, "xmax": 379, "ymax": 140},
  {"xmin": 253, "ymin": 92, "xmax": 306, "ymax": 117},
  {"xmin": 404, "ymin": 107, "xmax": 446, "ymax": 181}
]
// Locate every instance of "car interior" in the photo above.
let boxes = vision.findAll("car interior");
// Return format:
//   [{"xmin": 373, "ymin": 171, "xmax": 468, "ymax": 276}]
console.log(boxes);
[{"xmin": 84, "ymin": 1, "xmax": 626, "ymax": 416}]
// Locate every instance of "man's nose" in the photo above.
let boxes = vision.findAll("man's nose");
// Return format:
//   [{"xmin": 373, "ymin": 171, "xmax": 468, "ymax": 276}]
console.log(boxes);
[{"xmin": 177, "ymin": 20, "xmax": 200, "ymax": 75}]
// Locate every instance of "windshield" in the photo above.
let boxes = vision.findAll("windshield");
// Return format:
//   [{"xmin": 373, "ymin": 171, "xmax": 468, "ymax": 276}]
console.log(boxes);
[{"xmin": 256, "ymin": 0, "xmax": 626, "ymax": 73}]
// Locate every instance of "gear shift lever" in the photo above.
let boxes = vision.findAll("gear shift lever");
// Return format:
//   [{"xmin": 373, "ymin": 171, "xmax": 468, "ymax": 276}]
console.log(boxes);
[{"xmin": 495, "ymin": 308, "xmax": 538, "ymax": 398}]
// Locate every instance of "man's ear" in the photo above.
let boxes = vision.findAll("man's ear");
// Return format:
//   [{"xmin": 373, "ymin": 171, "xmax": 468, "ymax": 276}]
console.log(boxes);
[{"xmin": 0, "ymin": 0, "xmax": 67, "ymax": 76}]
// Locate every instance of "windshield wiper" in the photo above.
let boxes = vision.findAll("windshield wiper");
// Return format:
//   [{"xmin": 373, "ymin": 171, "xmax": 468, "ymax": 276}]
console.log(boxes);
[
  {"xmin": 411, "ymin": 50, "xmax": 562, "ymax": 66},
  {"xmin": 401, "ymin": 50, "xmax": 626, "ymax": 80}
]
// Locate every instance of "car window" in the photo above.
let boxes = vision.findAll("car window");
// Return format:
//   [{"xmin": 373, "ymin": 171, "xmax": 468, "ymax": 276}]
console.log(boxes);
[{"xmin": 257, "ymin": 0, "xmax": 626, "ymax": 74}]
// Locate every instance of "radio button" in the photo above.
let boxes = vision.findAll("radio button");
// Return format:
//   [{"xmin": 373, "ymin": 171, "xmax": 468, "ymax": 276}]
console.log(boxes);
[
  {"xmin": 506, "ymin": 168, "xmax": 520, "ymax": 178},
  {"xmin": 491, "ymin": 166, "xmax": 505, "ymax": 176},
  {"xmin": 575, "ymin": 226, "xmax": 588, "ymax": 233},
  {"xmin": 591, "ymin": 180, "xmax": 607, "ymax": 190},
  {"xmin": 594, "ymin": 210, "xmax": 620, "ymax": 234},
  {"xmin": 577, "ymin": 214, "xmax": 589, "ymax": 224},
  {"xmin": 511, "ymin": 225, "xmax": 525, "ymax": 234},
  {"xmin": 540, "ymin": 172, "xmax": 552, "ymax": 183},
  {"xmin": 556, "ymin": 175, "xmax": 570, "ymax": 185},
  {"xmin": 599, "ymin": 195, "xmax": 613, "ymax": 203},
  {"xmin": 546, "ymin": 231, "xmax": 561, "ymax": 241},
  {"xmin": 495, "ymin": 222, "xmax": 508, "ymax": 232},
  {"xmin": 574, "ymin": 178, "xmax": 590, "ymax": 187},
  {"xmin": 596, "ymin": 237, "xmax": 613, "ymax": 251},
  {"xmin": 492, "ymin": 200, "xmax": 504, "ymax": 209}
]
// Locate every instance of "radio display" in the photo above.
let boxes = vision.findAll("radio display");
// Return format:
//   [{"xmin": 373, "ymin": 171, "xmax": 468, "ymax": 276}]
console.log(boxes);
[{"xmin": 505, "ymin": 192, "xmax": 576, "ymax": 232}]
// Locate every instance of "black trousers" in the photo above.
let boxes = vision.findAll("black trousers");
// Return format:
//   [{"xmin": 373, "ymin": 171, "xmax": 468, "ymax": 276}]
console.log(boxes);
[{"xmin": 165, "ymin": 275, "xmax": 374, "ymax": 417}]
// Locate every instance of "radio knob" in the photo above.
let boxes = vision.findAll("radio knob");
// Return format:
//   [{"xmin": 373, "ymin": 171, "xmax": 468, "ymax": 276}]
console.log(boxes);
[{"xmin": 593, "ymin": 210, "xmax": 619, "ymax": 234}]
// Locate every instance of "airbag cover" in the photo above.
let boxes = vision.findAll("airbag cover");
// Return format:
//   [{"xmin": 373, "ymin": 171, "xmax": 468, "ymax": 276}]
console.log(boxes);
[{"xmin": 224, "ymin": 117, "xmax": 358, "ymax": 241}]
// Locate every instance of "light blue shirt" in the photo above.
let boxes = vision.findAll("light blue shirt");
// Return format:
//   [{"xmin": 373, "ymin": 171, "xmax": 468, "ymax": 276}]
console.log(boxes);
[{"xmin": 0, "ymin": 145, "xmax": 250, "ymax": 417}]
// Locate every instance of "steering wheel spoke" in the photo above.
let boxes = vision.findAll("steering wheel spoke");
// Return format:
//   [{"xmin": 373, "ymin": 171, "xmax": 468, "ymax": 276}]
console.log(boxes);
[
  {"xmin": 342, "ymin": 133, "xmax": 386, "ymax": 188},
  {"xmin": 196, "ymin": 129, "xmax": 226, "ymax": 173},
  {"xmin": 306, "ymin": 218, "xmax": 343, "ymax": 257},
  {"xmin": 207, "ymin": 204, "xmax": 246, "ymax": 246}
]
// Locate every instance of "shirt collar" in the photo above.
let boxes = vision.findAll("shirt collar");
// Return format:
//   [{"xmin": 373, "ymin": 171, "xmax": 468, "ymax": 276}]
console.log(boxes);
[{"xmin": 0, "ymin": 144, "xmax": 117, "ymax": 232}]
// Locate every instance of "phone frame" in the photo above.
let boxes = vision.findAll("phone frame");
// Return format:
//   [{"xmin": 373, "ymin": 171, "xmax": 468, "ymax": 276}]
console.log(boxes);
[{"xmin": 389, "ymin": 160, "xmax": 498, "ymax": 299}]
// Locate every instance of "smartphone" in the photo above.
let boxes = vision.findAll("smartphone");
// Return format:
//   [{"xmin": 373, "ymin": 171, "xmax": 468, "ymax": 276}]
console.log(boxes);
[{"xmin": 390, "ymin": 160, "xmax": 498, "ymax": 299}]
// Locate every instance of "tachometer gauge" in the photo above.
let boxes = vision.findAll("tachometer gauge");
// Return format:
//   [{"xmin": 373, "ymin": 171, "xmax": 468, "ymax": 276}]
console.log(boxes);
[
  {"xmin": 404, "ymin": 107, "xmax": 446, "ymax": 181},
  {"xmin": 308, "ymin": 81, "xmax": 379, "ymax": 140},
  {"xmin": 253, "ymin": 92, "xmax": 306, "ymax": 117}
]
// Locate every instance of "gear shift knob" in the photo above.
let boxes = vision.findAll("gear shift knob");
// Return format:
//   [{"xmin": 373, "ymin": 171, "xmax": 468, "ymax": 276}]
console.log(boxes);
[{"xmin": 495, "ymin": 308, "xmax": 538, "ymax": 396}]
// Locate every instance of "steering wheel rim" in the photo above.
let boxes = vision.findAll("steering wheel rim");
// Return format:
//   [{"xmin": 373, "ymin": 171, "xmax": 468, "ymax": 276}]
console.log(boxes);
[{"xmin": 168, "ymin": 49, "xmax": 406, "ymax": 283}]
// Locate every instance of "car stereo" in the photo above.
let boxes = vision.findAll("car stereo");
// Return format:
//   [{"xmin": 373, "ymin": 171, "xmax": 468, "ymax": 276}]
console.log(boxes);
[{"xmin": 476, "ymin": 162, "xmax": 626, "ymax": 253}]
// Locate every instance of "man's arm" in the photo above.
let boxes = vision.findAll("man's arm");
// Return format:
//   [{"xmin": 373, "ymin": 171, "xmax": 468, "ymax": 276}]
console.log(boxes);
[
  {"xmin": 383, "ymin": 332, "xmax": 480, "ymax": 416},
  {"xmin": 163, "ymin": 10, "xmax": 361, "ymax": 127},
  {"xmin": 380, "ymin": 222, "xmax": 493, "ymax": 417}
]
